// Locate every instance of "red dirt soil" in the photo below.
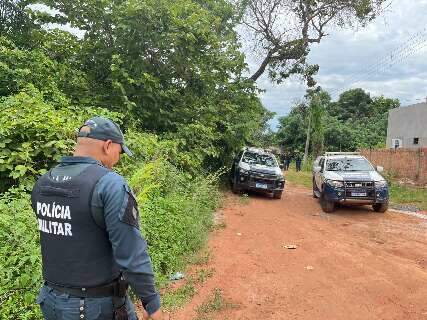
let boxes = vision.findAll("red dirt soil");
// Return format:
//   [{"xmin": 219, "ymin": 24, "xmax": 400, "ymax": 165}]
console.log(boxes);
[{"xmin": 150, "ymin": 183, "xmax": 427, "ymax": 320}]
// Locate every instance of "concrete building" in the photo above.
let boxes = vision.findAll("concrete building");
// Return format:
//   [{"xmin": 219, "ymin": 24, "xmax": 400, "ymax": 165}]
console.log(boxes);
[{"xmin": 386, "ymin": 102, "xmax": 427, "ymax": 149}]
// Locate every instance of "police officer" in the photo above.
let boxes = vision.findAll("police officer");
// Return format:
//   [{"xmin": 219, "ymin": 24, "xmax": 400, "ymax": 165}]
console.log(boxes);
[
  {"xmin": 295, "ymin": 151, "xmax": 302, "ymax": 172},
  {"xmin": 31, "ymin": 117, "xmax": 163, "ymax": 320}
]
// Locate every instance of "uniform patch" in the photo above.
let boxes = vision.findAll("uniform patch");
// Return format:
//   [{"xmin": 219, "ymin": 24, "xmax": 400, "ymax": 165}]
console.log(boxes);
[{"xmin": 122, "ymin": 191, "xmax": 140, "ymax": 229}]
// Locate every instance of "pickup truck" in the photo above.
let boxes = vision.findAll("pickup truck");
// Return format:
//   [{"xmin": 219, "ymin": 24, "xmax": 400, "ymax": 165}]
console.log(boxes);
[
  {"xmin": 230, "ymin": 147, "xmax": 285, "ymax": 199},
  {"xmin": 312, "ymin": 152, "xmax": 389, "ymax": 213}
]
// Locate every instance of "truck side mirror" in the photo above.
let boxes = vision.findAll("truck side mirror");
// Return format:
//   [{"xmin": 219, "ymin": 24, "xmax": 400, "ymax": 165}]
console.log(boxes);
[
  {"xmin": 313, "ymin": 165, "xmax": 322, "ymax": 173},
  {"xmin": 376, "ymin": 166, "xmax": 384, "ymax": 172}
]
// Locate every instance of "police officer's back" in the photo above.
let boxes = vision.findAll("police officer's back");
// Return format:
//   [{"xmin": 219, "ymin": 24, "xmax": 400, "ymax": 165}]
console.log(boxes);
[{"xmin": 31, "ymin": 117, "xmax": 163, "ymax": 319}]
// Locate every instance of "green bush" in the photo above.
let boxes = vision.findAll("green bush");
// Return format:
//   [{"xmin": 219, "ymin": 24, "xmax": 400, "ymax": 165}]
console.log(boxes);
[
  {"xmin": 0, "ymin": 188, "xmax": 42, "ymax": 320},
  {"xmin": 0, "ymin": 86, "xmax": 121, "ymax": 192},
  {"xmin": 129, "ymin": 159, "xmax": 221, "ymax": 282},
  {"xmin": 117, "ymin": 128, "xmax": 202, "ymax": 178}
]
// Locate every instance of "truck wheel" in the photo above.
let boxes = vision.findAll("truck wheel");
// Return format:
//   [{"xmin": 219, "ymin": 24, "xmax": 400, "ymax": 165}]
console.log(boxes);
[
  {"xmin": 273, "ymin": 191, "xmax": 282, "ymax": 199},
  {"xmin": 372, "ymin": 202, "xmax": 388, "ymax": 213},
  {"xmin": 312, "ymin": 178, "xmax": 319, "ymax": 198},
  {"xmin": 232, "ymin": 181, "xmax": 242, "ymax": 194},
  {"xmin": 320, "ymin": 193, "xmax": 335, "ymax": 213}
]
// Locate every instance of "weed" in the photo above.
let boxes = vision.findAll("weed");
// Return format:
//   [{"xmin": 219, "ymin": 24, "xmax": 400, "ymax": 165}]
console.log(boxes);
[
  {"xmin": 162, "ymin": 277, "xmax": 196, "ymax": 310},
  {"xmin": 197, "ymin": 268, "xmax": 214, "ymax": 283},
  {"xmin": 239, "ymin": 193, "xmax": 250, "ymax": 205},
  {"xmin": 187, "ymin": 249, "xmax": 211, "ymax": 266},
  {"xmin": 213, "ymin": 221, "xmax": 227, "ymax": 230},
  {"xmin": 195, "ymin": 288, "xmax": 238, "ymax": 320}
]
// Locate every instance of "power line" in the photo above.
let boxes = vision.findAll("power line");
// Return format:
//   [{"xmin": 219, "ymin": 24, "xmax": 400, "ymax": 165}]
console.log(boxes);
[{"xmin": 327, "ymin": 27, "xmax": 427, "ymax": 99}]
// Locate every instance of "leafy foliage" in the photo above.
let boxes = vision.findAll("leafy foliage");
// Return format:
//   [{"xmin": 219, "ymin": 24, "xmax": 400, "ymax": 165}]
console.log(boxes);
[
  {"xmin": 276, "ymin": 88, "xmax": 399, "ymax": 153},
  {"xmin": 130, "ymin": 159, "xmax": 221, "ymax": 280},
  {"xmin": 29, "ymin": 0, "xmax": 270, "ymax": 168},
  {"xmin": 0, "ymin": 188, "xmax": 43, "ymax": 320},
  {"xmin": 0, "ymin": 86, "xmax": 120, "ymax": 192}
]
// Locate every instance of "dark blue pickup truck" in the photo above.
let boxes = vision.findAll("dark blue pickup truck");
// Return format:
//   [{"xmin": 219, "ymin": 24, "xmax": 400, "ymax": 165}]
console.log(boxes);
[{"xmin": 312, "ymin": 152, "xmax": 389, "ymax": 213}]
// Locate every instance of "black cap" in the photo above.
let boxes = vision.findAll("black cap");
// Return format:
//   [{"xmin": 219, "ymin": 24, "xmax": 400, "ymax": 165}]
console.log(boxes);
[{"xmin": 77, "ymin": 117, "xmax": 133, "ymax": 156}]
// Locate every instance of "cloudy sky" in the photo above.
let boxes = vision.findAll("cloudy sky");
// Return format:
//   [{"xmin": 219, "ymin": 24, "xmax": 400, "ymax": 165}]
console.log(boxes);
[{"xmin": 247, "ymin": 0, "xmax": 427, "ymax": 129}]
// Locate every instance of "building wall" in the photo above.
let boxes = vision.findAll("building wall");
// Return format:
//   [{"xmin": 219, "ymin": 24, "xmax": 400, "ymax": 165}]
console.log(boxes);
[
  {"xmin": 360, "ymin": 148, "xmax": 427, "ymax": 185},
  {"xmin": 386, "ymin": 103, "xmax": 427, "ymax": 149}
]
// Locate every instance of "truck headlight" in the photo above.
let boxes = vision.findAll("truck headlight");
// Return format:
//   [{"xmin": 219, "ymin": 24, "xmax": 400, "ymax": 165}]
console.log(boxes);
[
  {"xmin": 326, "ymin": 180, "xmax": 344, "ymax": 188},
  {"xmin": 239, "ymin": 168, "xmax": 249, "ymax": 175},
  {"xmin": 375, "ymin": 180, "xmax": 388, "ymax": 188}
]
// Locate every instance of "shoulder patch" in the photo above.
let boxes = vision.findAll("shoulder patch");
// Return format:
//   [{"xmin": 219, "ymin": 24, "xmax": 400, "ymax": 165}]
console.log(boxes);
[{"xmin": 122, "ymin": 188, "xmax": 140, "ymax": 229}]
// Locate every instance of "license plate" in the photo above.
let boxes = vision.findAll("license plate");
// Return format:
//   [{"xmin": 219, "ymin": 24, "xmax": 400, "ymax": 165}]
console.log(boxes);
[
  {"xmin": 256, "ymin": 183, "xmax": 268, "ymax": 189},
  {"xmin": 351, "ymin": 192, "xmax": 367, "ymax": 197}
]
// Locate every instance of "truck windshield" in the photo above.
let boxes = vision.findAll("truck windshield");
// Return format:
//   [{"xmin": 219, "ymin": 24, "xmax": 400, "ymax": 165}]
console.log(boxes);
[
  {"xmin": 326, "ymin": 158, "xmax": 373, "ymax": 172},
  {"xmin": 242, "ymin": 152, "xmax": 276, "ymax": 167}
]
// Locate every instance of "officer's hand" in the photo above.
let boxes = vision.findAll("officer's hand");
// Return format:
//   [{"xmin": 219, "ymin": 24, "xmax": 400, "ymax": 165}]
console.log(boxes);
[
  {"xmin": 142, "ymin": 308, "xmax": 165, "ymax": 320},
  {"xmin": 148, "ymin": 309, "xmax": 164, "ymax": 319}
]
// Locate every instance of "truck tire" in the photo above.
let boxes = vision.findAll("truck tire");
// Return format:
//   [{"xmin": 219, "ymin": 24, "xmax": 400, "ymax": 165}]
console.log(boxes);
[
  {"xmin": 232, "ymin": 181, "xmax": 242, "ymax": 195},
  {"xmin": 320, "ymin": 193, "xmax": 335, "ymax": 213},
  {"xmin": 273, "ymin": 191, "xmax": 282, "ymax": 199},
  {"xmin": 372, "ymin": 202, "xmax": 388, "ymax": 213}
]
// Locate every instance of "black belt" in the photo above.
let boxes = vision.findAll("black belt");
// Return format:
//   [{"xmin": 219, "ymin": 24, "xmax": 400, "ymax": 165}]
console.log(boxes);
[{"xmin": 45, "ymin": 281, "xmax": 117, "ymax": 298}]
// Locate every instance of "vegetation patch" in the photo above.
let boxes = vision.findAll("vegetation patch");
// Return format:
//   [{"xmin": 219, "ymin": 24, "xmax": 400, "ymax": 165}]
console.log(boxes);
[
  {"xmin": 389, "ymin": 184, "xmax": 427, "ymax": 211},
  {"xmin": 284, "ymin": 167, "xmax": 312, "ymax": 189},
  {"xmin": 195, "ymin": 288, "xmax": 238, "ymax": 320},
  {"xmin": 162, "ymin": 277, "xmax": 197, "ymax": 311}
]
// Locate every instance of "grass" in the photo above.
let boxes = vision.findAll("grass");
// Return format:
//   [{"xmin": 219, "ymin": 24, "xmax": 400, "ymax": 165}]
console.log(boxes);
[
  {"xmin": 197, "ymin": 268, "xmax": 214, "ymax": 284},
  {"xmin": 284, "ymin": 165, "xmax": 427, "ymax": 211},
  {"xmin": 162, "ymin": 249, "xmax": 214, "ymax": 310},
  {"xmin": 238, "ymin": 192, "xmax": 250, "ymax": 205},
  {"xmin": 389, "ymin": 183, "xmax": 427, "ymax": 210},
  {"xmin": 284, "ymin": 166, "xmax": 312, "ymax": 189},
  {"xmin": 187, "ymin": 249, "xmax": 211, "ymax": 266},
  {"xmin": 195, "ymin": 288, "xmax": 237, "ymax": 320},
  {"xmin": 162, "ymin": 277, "xmax": 197, "ymax": 310}
]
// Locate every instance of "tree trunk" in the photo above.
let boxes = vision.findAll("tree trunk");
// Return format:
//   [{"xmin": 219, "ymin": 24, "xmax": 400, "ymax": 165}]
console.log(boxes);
[{"xmin": 303, "ymin": 111, "xmax": 311, "ymax": 164}]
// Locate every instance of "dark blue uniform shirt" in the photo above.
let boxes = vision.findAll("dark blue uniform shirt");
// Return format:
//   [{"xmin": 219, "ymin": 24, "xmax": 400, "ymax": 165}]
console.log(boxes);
[{"xmin": 50, "ymin": 156, "xmax": 160, "ymax": 315}]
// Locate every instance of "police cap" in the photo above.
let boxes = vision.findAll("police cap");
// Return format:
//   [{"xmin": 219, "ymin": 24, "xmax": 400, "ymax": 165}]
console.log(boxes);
[{"xmin": 77, "ymin": 117, "xmax": 133, "ymax": 156}]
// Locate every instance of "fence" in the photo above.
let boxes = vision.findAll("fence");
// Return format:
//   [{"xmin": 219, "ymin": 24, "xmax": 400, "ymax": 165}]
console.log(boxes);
[{"xmin": 360, "ymin": 148, "xmax": 427, "ymax": 185}]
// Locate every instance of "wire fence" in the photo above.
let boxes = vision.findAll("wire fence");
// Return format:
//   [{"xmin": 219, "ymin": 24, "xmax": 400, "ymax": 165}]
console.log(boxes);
[{"xmin": 360, "ymin": 148, "xmax": 427, "ymax": 185}]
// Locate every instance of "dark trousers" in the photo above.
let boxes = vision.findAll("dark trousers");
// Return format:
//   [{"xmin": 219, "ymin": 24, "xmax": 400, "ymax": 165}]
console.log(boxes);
[
  {"xmin": 295, "ymin": 161, "xmax": 302, "ymax": 172},
  {"xmin": 36, "ymin": 285, "xmax": 138, "ymax": 320}
]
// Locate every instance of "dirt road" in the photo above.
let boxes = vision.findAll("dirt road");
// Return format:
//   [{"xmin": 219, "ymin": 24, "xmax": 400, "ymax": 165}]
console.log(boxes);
[{"xmin": 166, "ymin": 183, "xmax": 427, "ymax": 320}]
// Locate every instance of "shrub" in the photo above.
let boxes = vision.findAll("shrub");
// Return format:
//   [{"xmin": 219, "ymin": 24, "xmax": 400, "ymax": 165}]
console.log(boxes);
[
  {"xmin": 0, "ymin": 86, "xmax": 121, "ymax": 192},
  {"xmin": 0, "ymin": 188, "xmax": 42, "ymax": 320},
  {"xmin": 129, "ymin": 159, "xmax": 221, "ymax": 282}
]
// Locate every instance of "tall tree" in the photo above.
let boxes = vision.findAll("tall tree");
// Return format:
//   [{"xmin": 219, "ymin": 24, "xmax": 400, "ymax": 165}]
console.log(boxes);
[
  {"xmin": 330, "ymin": 88, "xmax": 372, "ymax": 120},
  {"xmin": 239, "ymin": 0, "xmax": 386, "ymax": 83},
  {"xmin": 303, "ymin": 88, "xmax": 330, "ymax": 162},
  {"xmin": 33, "ymin": 0, "xmax": 270, "ymax": 169}
]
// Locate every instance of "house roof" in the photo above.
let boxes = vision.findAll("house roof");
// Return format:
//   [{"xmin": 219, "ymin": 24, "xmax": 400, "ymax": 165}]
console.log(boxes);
[{"xmin": 390, "ymin": 102, "xmax": 427, "ymax": 115}]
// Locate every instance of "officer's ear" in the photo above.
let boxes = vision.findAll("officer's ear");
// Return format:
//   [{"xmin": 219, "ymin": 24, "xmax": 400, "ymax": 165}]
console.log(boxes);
[{"xmin": 102, "ymin": 140, "xmax": 113, "ymax": 155}]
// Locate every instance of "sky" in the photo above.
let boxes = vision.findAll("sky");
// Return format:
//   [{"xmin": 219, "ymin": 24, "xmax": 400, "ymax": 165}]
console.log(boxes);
[{"xmin": 247, "ymin": 0, "xmax": 427, "ymax": 130}]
